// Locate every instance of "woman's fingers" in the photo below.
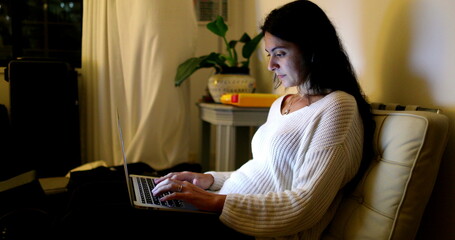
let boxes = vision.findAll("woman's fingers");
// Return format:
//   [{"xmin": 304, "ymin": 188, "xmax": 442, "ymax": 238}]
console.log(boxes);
[
  {"xmin": 152, "ymin": 178, "xmax": 184, "ymax": 197},
  {"xmin": 152, "ymin": 179, "xmax": 225, "ymax": 212},
  {"xmin": 153, "ymin": 172, "xmax": 177, "ymax": 184},
  {"xmin": 154, "ymin": 171, "xmax": 194, "ymax": 184},
  {"xmin": 153, "ymin": 172, "xmax": 214, "ymax": 191}
]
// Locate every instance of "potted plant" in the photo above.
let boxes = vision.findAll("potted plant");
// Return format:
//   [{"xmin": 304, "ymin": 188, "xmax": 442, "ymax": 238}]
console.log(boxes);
[{"xmin": 174, "ymin": 16, "xmax": 263, "ymax": 102}]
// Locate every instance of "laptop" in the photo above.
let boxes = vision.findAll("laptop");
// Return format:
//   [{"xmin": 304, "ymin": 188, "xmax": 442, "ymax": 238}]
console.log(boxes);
[{"xmin": 116, "ymin": 112, "xmax": 211, "ymax": 213}]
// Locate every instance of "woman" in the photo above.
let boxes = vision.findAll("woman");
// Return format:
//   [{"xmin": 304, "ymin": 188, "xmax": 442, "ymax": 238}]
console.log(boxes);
[{"xmin": 153, "ymin": 0, "xmax": 375, "ymax": 239}]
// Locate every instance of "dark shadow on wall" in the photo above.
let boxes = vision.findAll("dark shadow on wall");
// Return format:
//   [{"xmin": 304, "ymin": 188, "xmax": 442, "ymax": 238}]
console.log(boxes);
[
  {"xmin": 377, "ymin": 0, "xmax": 433, "ymax": 106},
  {"xmin": 374, "ymin": 0, "xmax": 455, "ymax": 240}
]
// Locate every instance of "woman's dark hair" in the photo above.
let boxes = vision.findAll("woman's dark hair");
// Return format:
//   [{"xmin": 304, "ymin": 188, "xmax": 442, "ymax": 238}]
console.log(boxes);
[{"xmin": 262, "ymin": 0, "xmax": 375, "ymax": 192}]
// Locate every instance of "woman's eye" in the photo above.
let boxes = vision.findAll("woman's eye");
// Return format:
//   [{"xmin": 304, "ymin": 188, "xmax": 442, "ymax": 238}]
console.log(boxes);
[
  {"xmin": 274, "ymin": 51, "xmax": 286, "ymax": 57},
  {"xmin": 266, "ymin": 50, "xmax": 286, "ymax": 58}
]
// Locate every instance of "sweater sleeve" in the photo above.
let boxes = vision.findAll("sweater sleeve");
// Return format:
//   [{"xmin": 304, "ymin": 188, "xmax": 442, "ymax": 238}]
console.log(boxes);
[
  {"xmin": 205, "ymin": 171, "xmax": 233, "ymax": 191},
  {"xmin": 220, "ymin": 145, "xmax": 349, "ymax": 237}
]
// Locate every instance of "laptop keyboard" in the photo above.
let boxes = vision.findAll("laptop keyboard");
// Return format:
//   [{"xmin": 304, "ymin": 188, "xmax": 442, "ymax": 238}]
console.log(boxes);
[{"xmin": 135, "ymin": 177, "xmax": 183, "ymax": 208}]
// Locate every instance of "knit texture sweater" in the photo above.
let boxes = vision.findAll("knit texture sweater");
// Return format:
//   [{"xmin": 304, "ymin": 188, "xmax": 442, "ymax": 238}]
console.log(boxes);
[{"xmin": 207, "ymin": 91, "xmax": 363, "ymax": 240}]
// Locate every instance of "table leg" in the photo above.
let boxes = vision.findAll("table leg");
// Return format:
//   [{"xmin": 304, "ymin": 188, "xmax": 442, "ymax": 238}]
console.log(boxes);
[{"xmin": 215, "ymin": 125, "xmax": 236, "ymax": 171}]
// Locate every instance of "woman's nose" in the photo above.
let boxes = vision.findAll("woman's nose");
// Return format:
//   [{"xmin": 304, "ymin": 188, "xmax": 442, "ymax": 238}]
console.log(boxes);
[{"xmin": 267, "ymin": 57, "xmax": 278, "ymax": 72}]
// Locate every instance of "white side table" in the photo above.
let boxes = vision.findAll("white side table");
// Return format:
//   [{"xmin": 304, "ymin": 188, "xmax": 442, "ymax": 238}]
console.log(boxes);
[{"xmin": 198, "ymin": 103, "xmax": 269, "ymax": 171}]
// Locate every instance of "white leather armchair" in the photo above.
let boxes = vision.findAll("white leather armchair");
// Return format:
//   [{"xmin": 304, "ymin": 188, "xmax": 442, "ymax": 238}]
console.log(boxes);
[{"xmin": 324, "ymin": 104, "xmax": 449, "ymax": 240}]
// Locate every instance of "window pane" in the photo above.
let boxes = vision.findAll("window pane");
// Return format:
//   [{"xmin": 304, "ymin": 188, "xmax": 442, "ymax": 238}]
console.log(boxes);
[
  {"xmin": 48, "ymin": 24, "xmax": 81, "ymax": 50},
  {"xmin": 0, "ymin": 0, "xmax": 82, "ymax": 67},
  {"xmin": 21, "ymin": 0, "xmax": 45, "ymax": 22},
  {"xmin": 0, "ymin": 0, "xmax": 13, "ymax": 65},
  {"xmin": 21, "ymin": 24, "xmax": 44, "ymax": 50},
  {"xmin": 195, "ymin": 0, "xmax": 228, "ymax": 22},
  {"xmin": 47, "ymin": 0, "xmax": 82, "ymax": 23}
]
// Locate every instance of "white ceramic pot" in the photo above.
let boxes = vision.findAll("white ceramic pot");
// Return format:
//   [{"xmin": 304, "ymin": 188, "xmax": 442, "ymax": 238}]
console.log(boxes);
[{"xmin": 207, "ymin": 74, "xmax": 256, "ymax": 103}]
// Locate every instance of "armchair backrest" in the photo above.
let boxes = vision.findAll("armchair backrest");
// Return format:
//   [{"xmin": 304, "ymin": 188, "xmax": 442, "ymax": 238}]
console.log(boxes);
[{"xmin": 324, "ymin": 106, "xmax": 449, "ymax": 239}]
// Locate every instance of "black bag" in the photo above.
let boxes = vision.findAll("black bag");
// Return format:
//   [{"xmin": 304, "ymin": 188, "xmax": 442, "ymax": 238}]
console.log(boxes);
[
  {"xmin": 0, "ymin": 177, "xmax": 51, "ymax": 240},
  {"xmin": 1, "ymin": 103, "xmax": 52, "ymax": 239},
  {"xmin": 0, "ymin": 104, "xmax": 33, "ymax": 181}
]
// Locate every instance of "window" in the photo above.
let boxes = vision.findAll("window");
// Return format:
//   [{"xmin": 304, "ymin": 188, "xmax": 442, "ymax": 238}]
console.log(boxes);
[
  {"xmin": 194, "ymin": 0, "xmax": 228, "ymax": 22},
  {"xmin": 0, "ymin": 0, "xmax": 82, "ymax": 67}
]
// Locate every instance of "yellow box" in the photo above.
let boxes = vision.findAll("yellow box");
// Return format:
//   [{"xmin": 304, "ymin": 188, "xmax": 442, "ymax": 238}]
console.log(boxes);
[{"xmin": 220, "ymin": 93, "xmax": 279, "ymax": 107}]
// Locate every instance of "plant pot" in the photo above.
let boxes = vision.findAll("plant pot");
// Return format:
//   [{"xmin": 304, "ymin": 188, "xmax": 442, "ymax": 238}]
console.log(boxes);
[{"xmin": 207, "ymin": 74, "xmax": 256, "ymax": 103}]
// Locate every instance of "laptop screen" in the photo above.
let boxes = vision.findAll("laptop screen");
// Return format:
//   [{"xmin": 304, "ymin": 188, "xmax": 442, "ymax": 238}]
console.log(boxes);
[{"xmin": 116, "ymin": 110, "xmax": 134, "ymax": 205}]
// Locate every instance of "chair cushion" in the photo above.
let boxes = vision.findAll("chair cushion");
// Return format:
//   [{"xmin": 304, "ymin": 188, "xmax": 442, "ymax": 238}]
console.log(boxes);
[{"xmin": 324, "ymin": 110, "xmax": 449, "ymax": 240}]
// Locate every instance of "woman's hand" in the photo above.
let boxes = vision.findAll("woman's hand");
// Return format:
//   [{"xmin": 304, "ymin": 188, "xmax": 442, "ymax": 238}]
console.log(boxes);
[
  {"xmin": 152, "ymin": 175, "xmax": 226, "ymax": 212},
  {"xmin": 154, "ymin": 171, "xmax": 214, "ymax": 190}
]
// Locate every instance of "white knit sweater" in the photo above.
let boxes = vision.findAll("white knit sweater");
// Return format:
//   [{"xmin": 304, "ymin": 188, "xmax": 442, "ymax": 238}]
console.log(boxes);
[{"xmin": 208, "ymin": 91, "xmax": 363, "ymax": 240}]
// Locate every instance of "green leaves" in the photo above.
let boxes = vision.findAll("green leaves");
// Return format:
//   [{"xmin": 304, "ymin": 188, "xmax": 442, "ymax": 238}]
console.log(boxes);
[
  {"xmin": 243, "ymin": 32, "xmax": 264, "ymax": 59},
  {"xmin": 174, "ymin": 53, "xmax": 228, "ymax": 86},
  {"xmin": 206, "ymin": 16, "xmax": 228, "ymax": 37},
  {"xmin": 174, "ymin": 15, "xmax": 264, "ymax": 86},
  {"xmin": 174, "ymin": 57, "xmax": 206, "ymax": 87},
  {"xmin": 241, "ymin": 32, "xmax": 264, "ymax": 68}
]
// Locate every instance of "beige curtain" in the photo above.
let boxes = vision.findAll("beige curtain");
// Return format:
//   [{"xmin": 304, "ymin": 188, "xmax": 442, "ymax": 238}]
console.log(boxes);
[{"xmin": 81, "ymin": 0, "xmax": 197, "ymax": 169}]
